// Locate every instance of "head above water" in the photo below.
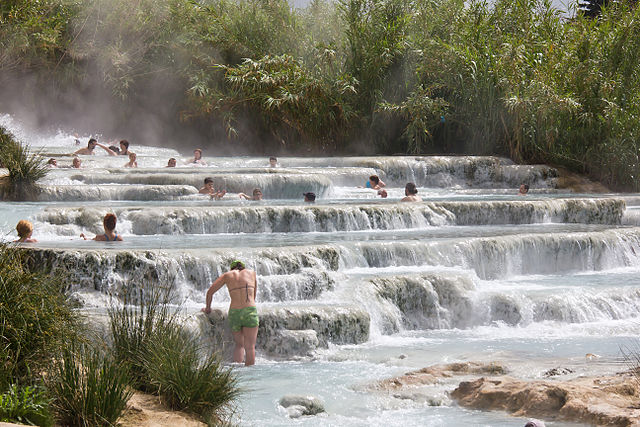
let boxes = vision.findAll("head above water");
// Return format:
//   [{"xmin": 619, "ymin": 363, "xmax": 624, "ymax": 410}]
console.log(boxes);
[
  {"xmin": 303, "ymin": 192, "xmax": 316, "ymax": 202},
  {"xmin": 405, "ymin": 182, "xmax": 418, "ymax": 195},
  {"xmin": 16, "ymin": 220, "xmax": 33, "ymax": 238},
  {"xmin": 204, "ymin": 177, "xmax": 213, "ymax": 185},
  {"xmin": 47, "ymin": 158, "xmax": 57, "ymax": 166},
  {"xmin": 519, "ymin": 183, "xmax": 530, "ymax": 194},
  {"xmin": 128, "ymin": 152, "xmax": 136, "ymax": 161},
  {"xmin": 72, "ymin": 157, "xmax": 82, "ymax": 168},
  {"xmin": 88, "ymin": 138, "xmax": 97, "ymax": 149},
  {"xmin": 103, "ymin": 213, "xmax": 117, "ymax": 232},
  {"xmin": 230, "ymin": 260, "xmax": 245, "ymax": 270},
  {"xmin": 109, "ymin": 145, "xmax": 120, "ymax": 154},
  {"xmin": 167, "ymin": 158, "xmax": 176, "ymax": 167},
  {"xmin": 269, "ymin": 156, "xmax": 277, "ymax": 166},
  {"xmin": 369, "ymin": 175, "xmax": 380, "ymax": 185},
  {"xmin": 194, "ymin": 148, "xmax": 202, "ymax": 159},
  {"xmin": 119, "ymin": 140, "xmax": 129, "ymax": 150},
  {"xmin": 252, "ymin": 188, "xmax": 263, "ymax": 199}
]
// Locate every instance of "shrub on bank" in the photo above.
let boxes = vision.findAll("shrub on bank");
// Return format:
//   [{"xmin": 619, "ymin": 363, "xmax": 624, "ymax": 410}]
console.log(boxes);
[
  {"xmin": 139, "ymin": 326, "xmax": 240, "ymax": 424},
  {"xmin": 48, "ymin": 345, "xmax": 132, "ymax": 427},
  {"xmin": 0, "ymin": 126, "xmax": 48, "ymax": 201},
  {"xmin": 0, "ymin": 243, "xmax": 80, "ymax": 384},
  {"xmin": 0, "ymin": 384, "xmax": 54, "ymax": 427},
  {"xmin": 109, "ymin": 288, "xmax": 240, "ymax": 424}
]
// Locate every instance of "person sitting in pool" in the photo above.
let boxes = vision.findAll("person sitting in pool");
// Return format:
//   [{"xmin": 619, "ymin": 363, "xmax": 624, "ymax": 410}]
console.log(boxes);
[
  {"xmin": 71, "ymin": 157, "xmax": 83, "ymax": 169},
  {"xmin": 166, "ymin": 158, "xmax": 177, "ymax": 168},
  {"xmin": 401, "ymin": 182, "xmax": 422, "ymax": 202},
  {"xmin": 14, "ymin": 220, "xmax": 38, "ymax": 243},
  {"xmin": 518, "ymin": 183, "xmax": 529, "ymax": 196},
  {"xmin": 199, "ymin": 177, "xmax": 226, "ymax": 199},
  {"xmin": 303, "ymin": 192, "xmax": 316, "ymax": 203},
  {"xmin": 80, "ymin": 213, "xmax": 123, "ymax": 241},
  {"xmin": 239, "ymin": 188, "xmax": 263, "ymax": 201},
  {"xmin": 201, "ymin": 260, "xmax": 259, "ymax": 366},
  {"xmin": 269, "ymin": 156, "xmax": 278, "ymax": 168},
  {"xmin": 190, "ymin": 148, "xmax": 207, "ymax": 166},
  {"xmin": 118, "ymin": 140, "xmax": 131, "ymax": 156},
  {"xmin": 378, "ymin": 189, "xmax": 388, "ymax": 198},
  {"xmin": 47, "ymin": 158, "xmax": 58, "ymax": 168},
  {"xmin": 124, "ymin": 152, "xmax": 138, "ymax": 168},
  {"xmin": 74, "ymin": 138, "xmax": 117, "ymax": 156},
  {"xmin": 365, "ymin": 175, "xmax": 386, "ymax": 190}
]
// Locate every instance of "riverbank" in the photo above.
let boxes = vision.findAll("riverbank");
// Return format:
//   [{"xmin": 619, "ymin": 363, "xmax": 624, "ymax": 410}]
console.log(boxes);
[{"xmin": 372, "ymin": 362, "xmax": 640, "ymax": 426}]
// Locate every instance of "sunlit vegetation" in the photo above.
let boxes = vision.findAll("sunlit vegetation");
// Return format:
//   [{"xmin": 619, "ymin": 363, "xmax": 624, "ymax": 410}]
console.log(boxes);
[
  {"xmin": 1, "ymin": 0, "xmax": 640, "ymax": 188},
  {"xmin": 0, "ymin": 126, "xmax": 48, "ymax": 200}
]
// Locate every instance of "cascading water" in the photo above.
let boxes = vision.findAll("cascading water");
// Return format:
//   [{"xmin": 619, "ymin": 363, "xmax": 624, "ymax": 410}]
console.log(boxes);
[{"xmin": 2, "ymin": 114, "xmax": 638, "ymax": 426}]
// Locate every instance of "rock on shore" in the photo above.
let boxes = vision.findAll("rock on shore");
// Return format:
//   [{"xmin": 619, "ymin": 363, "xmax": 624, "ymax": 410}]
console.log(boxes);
[{"xmin": 452, "ymin": 374, "xmax": 640, "ymax": 426}]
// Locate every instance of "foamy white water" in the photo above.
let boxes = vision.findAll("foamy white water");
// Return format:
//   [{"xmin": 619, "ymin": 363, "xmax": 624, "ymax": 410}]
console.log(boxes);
[{"xmin": 1, "ymin": 114, "xmax": 637, "ymax": 426}]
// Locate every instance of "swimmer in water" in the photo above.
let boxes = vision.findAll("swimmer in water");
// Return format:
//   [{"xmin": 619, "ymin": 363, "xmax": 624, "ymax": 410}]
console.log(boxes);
[
  {"xmin": 518, "ymin": 184, "xmax": 530, "ymax": 196},
  {"xmin": 118, "ymin": 140, "xmax": 131, "ymax": 156},
  {"xmin": 166, "ymin": 158, "xmax": 177, "ymax": 167},
  {"xmin": 401, "ymin": 182, "xmax": 421, "ymax": 202},
  {"xmin": 269, "ymin": 156, "xmax": 278, "ymax": 168},
  {"xmin": 239, "ymin": 188, "xmax": 263, "ymax": 201},
  {"xmin": 202, "ymin": 260, "xmax": 258, "ymax": 366},
  {"xmin": 199, "ymin": 177, "xmax": 226, "ymax": 199},
  {"xmin": 47, "ymin": 158, "xmax": 58, "ymax": 168},
  {"xmin": 74, "ymin": 138, "xmax": 117, "ymax": 156},
  {"xmin": 124, "ymin": 152, "xmax": 138, "ymax": 168},
  {"xmin": 80, "ymin": 213, "xmax": 123, "ymax": 241},
  {"xmin": 14, "ymin": 220, "xmax": 37, "ymax": 243},
  {"xmin": 190, "ymin": 148, "xmax": 207, "ymax": 166},
  {"xmin": 71, "ymin": 157, "xmax": 82, "ymax": 169},
  {"xmin": 364, "ymin": 175, "xmax": 385, "ymax": 190}
]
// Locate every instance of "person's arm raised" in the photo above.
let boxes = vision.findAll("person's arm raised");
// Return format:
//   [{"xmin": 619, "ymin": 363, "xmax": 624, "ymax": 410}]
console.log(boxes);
[
  {"xmin": 96, "ymin": 143, "xmax": 117, "ymax": 156},
  {"xmin": 201, "ymin": 273, "xmax": 227, "ymax": 314}
]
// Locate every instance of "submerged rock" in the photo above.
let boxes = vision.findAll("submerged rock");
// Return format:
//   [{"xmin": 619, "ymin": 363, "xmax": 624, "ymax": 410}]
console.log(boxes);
[
  {"xmin": 451, "ymin": 374, "xmax": 640, "ymax": 426},
  {"xmin": 542, "ymin": 367, "xmax": 575, "ymax": 378},
  {"xmin": 278, "ymin": 395, "xmax": 325, "ymax": 418}
]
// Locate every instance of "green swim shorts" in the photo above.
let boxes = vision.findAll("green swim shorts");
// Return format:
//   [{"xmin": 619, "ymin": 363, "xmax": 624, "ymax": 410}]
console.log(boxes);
[{"xmin": 228, "ymin": 306, "xmax": 259, "ymax": 332}]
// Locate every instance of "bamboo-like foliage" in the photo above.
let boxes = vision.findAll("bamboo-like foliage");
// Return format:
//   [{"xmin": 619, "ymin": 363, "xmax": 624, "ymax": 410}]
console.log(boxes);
[
  {"xmin": 2, "ymin": 0, "xmax": 640, "ymax": 187},
  {"xmin": 0, "ymin": 126, "xmax": 48, "ymax": 200}
]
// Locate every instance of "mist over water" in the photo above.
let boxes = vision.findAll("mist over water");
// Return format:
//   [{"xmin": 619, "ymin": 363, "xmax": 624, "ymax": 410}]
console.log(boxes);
[{"xmin": 1, "ymin": 115, "xmax": 638, "ymax": 426}]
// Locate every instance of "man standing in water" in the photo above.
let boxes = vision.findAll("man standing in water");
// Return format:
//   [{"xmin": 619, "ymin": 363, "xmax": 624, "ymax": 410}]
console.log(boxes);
[{"xmin": 201, "ymin": 260, "xmax": 259, "ymax": 366}]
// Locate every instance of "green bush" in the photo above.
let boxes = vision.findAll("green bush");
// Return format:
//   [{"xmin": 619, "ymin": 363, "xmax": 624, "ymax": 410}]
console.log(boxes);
[
  {"xmin": 108, "ymin": 288, "xmax": 239, "ymax": 424},
  {"xmin": 0, "ymin": 126, "xmax": 48, "ymax": 201},
  {"xmin": 48, "ymin": 345, "xmax": 132, "ymax": 427},
  {"xmin": 139, "ymin": 326, "xmax": 239, "ymax": 424},
  {"xmin": 0, "ymin": 384, "xmax": 54, "ymax": 427},
  {"xmin": 0, "ymin": 243, "xmax": 80, "ymax": 384}
]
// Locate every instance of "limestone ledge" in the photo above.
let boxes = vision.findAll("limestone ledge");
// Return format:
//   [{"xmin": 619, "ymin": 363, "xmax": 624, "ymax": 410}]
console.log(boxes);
[{"xmin": 201, "ymin": 304, "xmax": 370, "ymax": 359}]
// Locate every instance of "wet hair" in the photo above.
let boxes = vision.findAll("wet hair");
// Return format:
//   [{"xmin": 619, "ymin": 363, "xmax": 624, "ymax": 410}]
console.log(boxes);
[
  {"xmin": 369, "ymin": 175, "xmax": 380, "ymax": 185},
  {"xmin": 128, "ymin": 152, "xmax": 136, "ymax": 160},
  {"xmin": 47, "ymin": 158, "xmax": 56, "ymax": 165},
  {"xmin": 405, "ymin": 182, "xmax": 418, "ymax": 195},
  {"xmin": 109, "ymin": 145, "xmax": 120, "ymax": 153},
  {"xmin": 72, "ymin": 157, "xmax": 81, "ymax": 166},
  {"xmin": 119, "ymin": 140, "xmax": 129, "ymax": 149},
  {"xmin": 88, "ymin": 138, "xmax": 97, "ymax": 147},
  {"xmin": 194, "ymin": 148, "xmax": 202, "ymax": 155},
  {"xmin": 230, "ymin": 260, "xmax": 245, "ymax": 270},
  {"xmin": 303, "ymin": 192, "xmax": 316, "ymax": 201},
  {"xmin": 522, "ymin": 184, "xmax": 530, "ymax": 191},
  {"xmin": 16, "ymin": 220, "xmax": 33, "ymax": 238},
  {"xmin": 103, "ymin": 213, "xmax": 117, "ymax": 232},
  {"xmin": 167, "ymin": 158, "xmax": 176, "ymax": 166},
  {"xmin": 252, "ymin": 188, "xmax": 262, "ymax": 195},
  {"xmin": 204, "ymin": 177, "xmax": 214, "ymax": 185},
  {"xmin": 269, "ymin": 156, "xmax": 277, "ymax": 162}
]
